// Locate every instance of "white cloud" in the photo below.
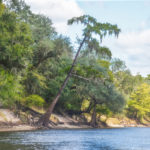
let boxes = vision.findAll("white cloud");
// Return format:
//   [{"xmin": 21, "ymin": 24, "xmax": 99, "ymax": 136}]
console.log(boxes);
[
  {"xmin": 25, "ymin": 0, "xmax": 83, "ymax": 34},
  {"xmin": 116, "ymin": 30, "xmax": 150, "ymax": 48},
  {"xmin": 109, "ymin": 29, "xmax": 150, "ymax": 76}
]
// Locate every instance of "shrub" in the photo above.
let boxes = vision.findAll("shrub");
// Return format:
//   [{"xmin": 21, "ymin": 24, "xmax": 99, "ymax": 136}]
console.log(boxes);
[{"xmin": 23, "ymin": 95, "xmax": 45, "ymax": 107}]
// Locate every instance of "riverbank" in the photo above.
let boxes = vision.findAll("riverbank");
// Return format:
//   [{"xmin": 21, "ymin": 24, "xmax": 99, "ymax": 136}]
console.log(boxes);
[
  {"xmin": 0, "ymin": 125, "xmax": 37, "ymax": 132},
  {"xmin": 0, "ymin": 108, "xmax": 149, "ymax": 132},
  {"xmin": 0, "ymin": 109, "xmax": 37, "ymax": 132},
  {"xmin": 0, "ymin": 109, "xmax": 92, "ymax": 132}
]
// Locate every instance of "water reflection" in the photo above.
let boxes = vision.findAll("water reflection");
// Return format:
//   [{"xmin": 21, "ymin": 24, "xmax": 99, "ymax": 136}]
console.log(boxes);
[{"xmin": 0, "ymin": 128, "xmax": 150, "ymax": 150}]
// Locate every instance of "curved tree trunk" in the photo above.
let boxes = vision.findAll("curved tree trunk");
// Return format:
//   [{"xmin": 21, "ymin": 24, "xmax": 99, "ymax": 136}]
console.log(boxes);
[{"xmin": 38, "ymin": 36, "xmax": 86, "ymax": 126}]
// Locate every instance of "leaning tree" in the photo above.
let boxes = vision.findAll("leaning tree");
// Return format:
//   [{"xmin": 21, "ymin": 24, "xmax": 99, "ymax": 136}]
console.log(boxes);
[{"xmin": 38, "ymin": 15, "xmax": 121, "ymax": 126}]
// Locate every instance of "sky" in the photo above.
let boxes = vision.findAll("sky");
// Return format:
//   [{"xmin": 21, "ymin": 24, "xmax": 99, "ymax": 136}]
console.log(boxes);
[{"xmin": 24, "ymin": 0, "xmax": 150, "ymax": 77}]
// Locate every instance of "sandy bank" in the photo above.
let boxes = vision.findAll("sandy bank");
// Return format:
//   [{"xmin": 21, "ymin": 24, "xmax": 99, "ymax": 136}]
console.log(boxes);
[
  {"xmin": 0, "ymin": 109, "xmax": 149, "ymax": 132},
  {"xmin": 0, "ymin": 125, "xmax": 38, "ymax": 132}
]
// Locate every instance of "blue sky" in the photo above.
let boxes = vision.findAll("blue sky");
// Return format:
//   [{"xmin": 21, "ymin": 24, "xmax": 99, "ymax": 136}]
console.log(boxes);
[
  {"xmin": 77, "ymin": 1, "xmax": 150, "ymax": 31},
  {"xmin": 25, "ymin": 0, "xmax": 150, "ymax": 77}
]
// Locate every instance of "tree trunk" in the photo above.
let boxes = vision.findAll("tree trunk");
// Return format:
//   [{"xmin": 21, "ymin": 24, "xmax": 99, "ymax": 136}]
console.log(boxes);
[
  {"xmin": 90, "ymin": 102, "xmax": 97, "ymax": 127},
  {"xmin": 38, "ymin": 36, "xmax": 86, "ymax": 126}
]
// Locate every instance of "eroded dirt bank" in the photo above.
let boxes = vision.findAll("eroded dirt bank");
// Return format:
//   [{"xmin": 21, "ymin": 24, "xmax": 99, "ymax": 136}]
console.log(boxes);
[{"xmin": 0, "ymin": 109, "xmax": 149, "ymax": 132}]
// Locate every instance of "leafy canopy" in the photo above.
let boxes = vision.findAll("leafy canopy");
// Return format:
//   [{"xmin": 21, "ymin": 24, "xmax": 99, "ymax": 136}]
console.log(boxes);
[{"xmin": 127, "ymin": 83, "xmax": 150, "ymax": 122}]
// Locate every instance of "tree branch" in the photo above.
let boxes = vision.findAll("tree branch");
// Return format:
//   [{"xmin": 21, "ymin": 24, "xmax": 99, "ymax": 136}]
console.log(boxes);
[
  {"xmin": 71, "ymin": 73, "xmax": 92, "ymax": 82},
  {"xmin": 71, "ymin": 73, "xmax": 105, "ymax": 85},
  {"xmin": 67, "ymin": 100, "xmax": 93, "ymax": 115},
  {"xmin": 31, "ymin": 51, "xmax": 55, "ymax": 69}
]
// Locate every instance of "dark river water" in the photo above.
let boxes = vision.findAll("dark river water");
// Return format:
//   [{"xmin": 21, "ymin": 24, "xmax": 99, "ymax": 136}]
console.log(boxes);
[{"xmin": 0, "ymin": 128, "xmax": 150, "ymax": 150}]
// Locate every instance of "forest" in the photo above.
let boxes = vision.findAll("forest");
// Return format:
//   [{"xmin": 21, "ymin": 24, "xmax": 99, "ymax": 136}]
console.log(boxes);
[{"xmin": 0, "ymin": 0, "xmax": 150, "ymax": 128}]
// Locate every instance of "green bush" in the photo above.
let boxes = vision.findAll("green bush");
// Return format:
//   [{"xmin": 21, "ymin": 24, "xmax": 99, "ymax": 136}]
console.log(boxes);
[
  {"xmin": 127, "ymin": 83, "xmax": 150, "ymax": 122},
  {"xmin": 0, "ymin": 67, "xmax": 23, "ymax": 107},
  {"xmin": 23, "ymin": 95, "xmax": 45, "ymax": 107}
]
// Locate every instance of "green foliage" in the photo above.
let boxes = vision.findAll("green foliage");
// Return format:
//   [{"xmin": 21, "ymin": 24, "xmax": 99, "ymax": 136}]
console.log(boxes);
[
  {"xmin": 1, "ymin": 0, "xmax": 148, "ymax": 126},
  {"xmin": 96, "ymin": 104, "xmax": 112, "ymax": 116},
  {"xmin": 24, "ymin": 71, "xmax": 47, "ymax": 95},
  {"xmin": 83, "ymin": 38, "xmax": 112, "ymax": 60},
  {"xmin": 0, "ymin": 1, "xmax": 5, "ymax": 15},
  {"xmin": 145, "ymin": 74, "xmax": 150, "ymax": 84},
  {"xmin": 111, "ymin": 58, "xmax": 126, "ymax": 73},
  {"xmin": 69, "ymin": 53, "xmax": 126, "ymax": 115},
  {"xmin": 0, "ymin": 67, "xmax": 23, "ymax": 106},
  {"xmin": 127, "ymin": 83, "xmax": 150, "ymax": 122},
  {"xmin": 0, "ymin": 8, "xmax": 33, "ymax": 71},
  {"xmin": 68, "ymin": 15, "xmax": 120, "ymax": 40},
  {"xmin": 22, "ymin": 95, "xmax": 45, "ymax": 107},
  {"xmin": 30, "ymin": 14, "xmax": 56, "ymax": 42},
  {"xmin": 111, "ymin": 59, "xmax": 143, "ymax": 96},
  {"xmin": 105, "ymin": 86, "xmax": 125, "ymax": 113},
  {"xmin": 81, "ymin": 99, "xmax": 90, "ymax": 111}
]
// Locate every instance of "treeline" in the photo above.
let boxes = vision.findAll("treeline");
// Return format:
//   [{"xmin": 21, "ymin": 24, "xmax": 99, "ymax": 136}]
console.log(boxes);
[{"xmin": 0, "ymin": 0, "xmax": 150, "ymax": 127}]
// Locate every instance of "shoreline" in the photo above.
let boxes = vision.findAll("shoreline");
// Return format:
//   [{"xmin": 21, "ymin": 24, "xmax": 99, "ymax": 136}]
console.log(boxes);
[
  {"xmin": 0, "ymin": 123, "xmax": 149, "ymax": 133},
  {"xmin": 0, "ymin": 125, "xmax": 38, "ymax": 132},
  {"xmin": 0, "ymin": 109, "xmax": 149, "ymax": 132}
]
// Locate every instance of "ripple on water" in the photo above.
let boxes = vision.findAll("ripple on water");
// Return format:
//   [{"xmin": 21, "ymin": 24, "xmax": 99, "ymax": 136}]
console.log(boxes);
[{"xmin": 0, "ymin": 128, "xmax": 150, "ymax": 150}]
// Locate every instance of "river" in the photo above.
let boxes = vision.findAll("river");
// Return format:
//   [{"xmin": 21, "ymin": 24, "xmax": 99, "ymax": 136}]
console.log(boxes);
[{"xmin": 0, "ymin": 128, "xmax": 149, "ymax": 150}]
